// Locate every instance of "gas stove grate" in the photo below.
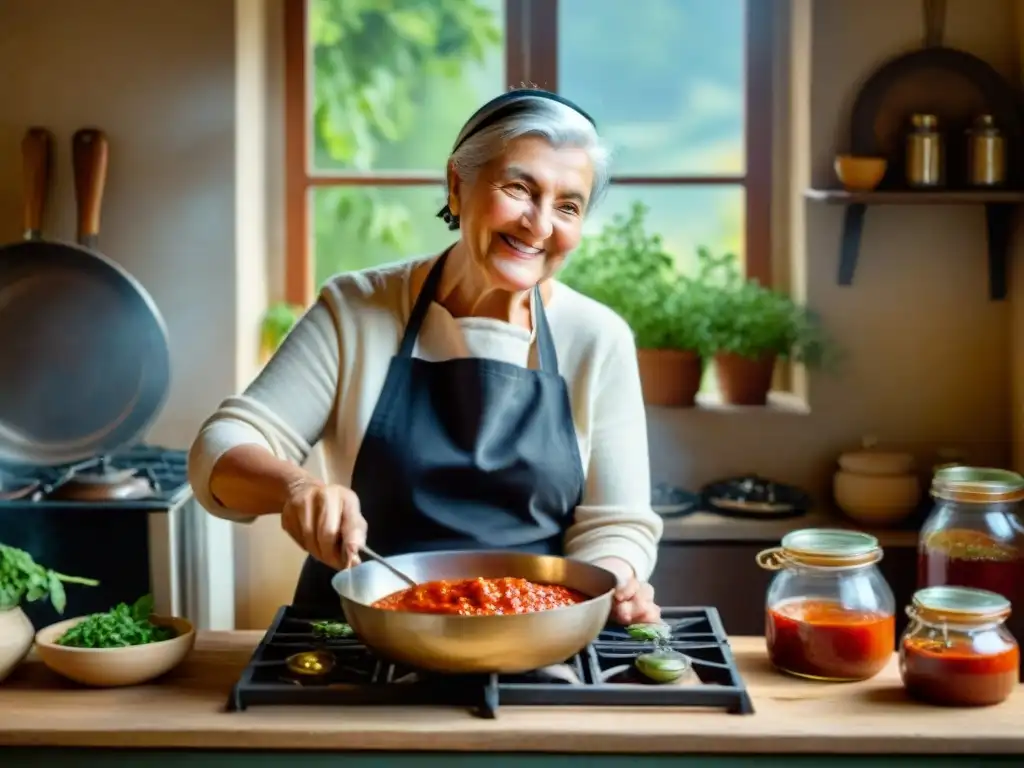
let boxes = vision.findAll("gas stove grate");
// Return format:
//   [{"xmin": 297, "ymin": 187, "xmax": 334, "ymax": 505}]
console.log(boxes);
[{"xmin": 227, "ymin": 604, "xmax": 754, "ymax": 718}]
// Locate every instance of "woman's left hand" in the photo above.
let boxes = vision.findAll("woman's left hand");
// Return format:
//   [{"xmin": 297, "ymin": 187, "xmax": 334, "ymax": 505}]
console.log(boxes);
[{"xmin": 592, "ymin": 557, "xmax": 662, "ymax": 626}]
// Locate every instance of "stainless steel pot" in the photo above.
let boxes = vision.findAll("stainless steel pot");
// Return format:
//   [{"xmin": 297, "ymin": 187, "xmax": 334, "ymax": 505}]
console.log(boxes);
[{"xmin": 330, "ymin": 550, "xmax": 617, "ymax": 674}]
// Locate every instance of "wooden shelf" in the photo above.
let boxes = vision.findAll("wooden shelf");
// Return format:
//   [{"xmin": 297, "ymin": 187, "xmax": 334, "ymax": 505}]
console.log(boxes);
[
  {"xmin": 805, "ymin": 187, "xmax": 1019, "ymax": 299},
  {"xmin": 805, "ymin": 188, "xmax": 1024, "ymax": 204}
]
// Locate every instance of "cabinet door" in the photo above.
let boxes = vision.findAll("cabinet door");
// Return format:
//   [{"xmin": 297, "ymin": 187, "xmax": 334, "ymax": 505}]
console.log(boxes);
[
  {"xmin": 651, "ymin": 542, "xmax": 918, "ymax": 642},
  {"xmin": 650, "ymin": 543, "xmax": 773, "ymax": 636}
]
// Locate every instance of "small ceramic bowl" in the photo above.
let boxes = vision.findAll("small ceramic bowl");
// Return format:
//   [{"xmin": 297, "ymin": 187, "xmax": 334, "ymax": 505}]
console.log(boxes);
[
  {"xmin": 834, "ymin": 155, "xmax": 887, "ymax": 191},
  {"xmin": 34, "ymin": 615, "xmax": 195, "ymax": 687},
  {"xmin": 833, "ymin": 471, "xmax": 921, "ymax": 527}
]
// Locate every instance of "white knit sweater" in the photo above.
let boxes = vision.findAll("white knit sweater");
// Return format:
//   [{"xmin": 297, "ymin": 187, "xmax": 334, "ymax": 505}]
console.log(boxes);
[{"xmin": 187, "ymin": 257, "xmax": 664, "ymax": 581}]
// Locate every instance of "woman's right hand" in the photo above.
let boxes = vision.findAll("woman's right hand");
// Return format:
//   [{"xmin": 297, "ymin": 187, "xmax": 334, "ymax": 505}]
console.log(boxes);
[{"xmin": 281, "ymin": 480, "xmax": 368, "ymax": 571}]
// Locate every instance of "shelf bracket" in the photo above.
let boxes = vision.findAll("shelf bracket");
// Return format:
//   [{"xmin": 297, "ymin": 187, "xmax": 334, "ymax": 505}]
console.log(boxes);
[
  {"xmin": 834, "ymin": 201, "xmax": 1014, "ymax": 300},
  {"xmin": 837, "ymin": 203, "xmax": 867, "ymax": 285},
  {"xmin": 984, "ymin": 203, "xmax": 1012, "ymax": 300}
]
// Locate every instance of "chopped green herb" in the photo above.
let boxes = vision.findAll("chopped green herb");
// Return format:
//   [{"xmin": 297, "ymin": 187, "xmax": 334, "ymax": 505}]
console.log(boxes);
[
  {"xmin": 311, "ymin": 620, "xmax": 353, "ymax": 639},
  {"xmin": 626, "ymin": 623, "xmax": 671, "ymax": 641},
  {"xmin": 55, "ymin": 594, "xmax": 176, "ymax": 648},
  {"xmin": 0, "ymin": 543, "xmax": 98, "ymax": 613}
]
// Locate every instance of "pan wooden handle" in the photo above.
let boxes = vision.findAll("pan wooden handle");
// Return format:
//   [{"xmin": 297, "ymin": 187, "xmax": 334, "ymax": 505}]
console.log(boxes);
[
  {"xmin": 72, "ymin": 128, "xmax": 109, "ymax": 249},
  {"xmin": 22, "ymin": 127, "xmax": 53, "ymax": 241}
]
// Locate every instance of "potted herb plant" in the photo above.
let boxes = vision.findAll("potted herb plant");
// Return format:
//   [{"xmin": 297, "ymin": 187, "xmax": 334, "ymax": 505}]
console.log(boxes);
[
  {"xmin": 559, "ymin": 202, "xmax": 711, "ymax": 406},
  {"xmin": 702, "ymin": 253, "xmax": 830, "ymax": 405},
  {"xmin": 0, "ymin": 544, "xmax": 97, "ymax": 682}
]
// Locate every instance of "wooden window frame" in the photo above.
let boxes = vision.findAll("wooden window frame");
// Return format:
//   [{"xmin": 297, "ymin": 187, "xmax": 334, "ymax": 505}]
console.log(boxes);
[{"xmin": 283, "ymin": 0, "xmax": 775, "ymax": 305}]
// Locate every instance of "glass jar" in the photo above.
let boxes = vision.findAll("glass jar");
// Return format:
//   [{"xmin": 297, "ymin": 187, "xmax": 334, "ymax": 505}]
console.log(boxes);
[
  {"xmin": 900, "ymin": 585, "xmax": 1019, "ymax": 707},
  {"xmin": 756, "ymin": 528, "xmax": 896, "ymax": 682},
  {"xmin": 918, "ymin": 467, "xmax": 1024, "ymax": 607},
  {"xmin": 906, "ymin": 113, "xmax": 944, "ymax": 187}
]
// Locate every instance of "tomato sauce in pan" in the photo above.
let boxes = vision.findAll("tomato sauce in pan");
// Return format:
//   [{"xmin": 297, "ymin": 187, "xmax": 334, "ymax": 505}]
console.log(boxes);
[{"xmin": 371, "ymin": 576, "xmax": 588, "ymax": 616}]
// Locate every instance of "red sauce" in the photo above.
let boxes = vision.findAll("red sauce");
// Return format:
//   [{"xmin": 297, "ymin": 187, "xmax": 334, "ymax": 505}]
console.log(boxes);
[
  {"xmin": 766, "ymin": 598, "xmax": 895, "ymax": 681},
  {"xmin": 371, "ymin": 576, "xmax": 588, "ymax": 616},
  {"xmin": 918, "ymin": 529, "xmax": 1024, "ymax": 604},
  {"xmin": 901, "ymin": 634, "xmax": 1020, "ymax": 706}
]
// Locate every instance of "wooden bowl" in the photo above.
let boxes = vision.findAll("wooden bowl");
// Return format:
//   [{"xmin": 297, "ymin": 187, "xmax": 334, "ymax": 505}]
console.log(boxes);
[
  {"xmin": 33, "ymin": 615, "xmax": 195, "ymax": 687},
  {"xmin": 834, "ymin": 155, "xmax": 887, "ymax": 191}
]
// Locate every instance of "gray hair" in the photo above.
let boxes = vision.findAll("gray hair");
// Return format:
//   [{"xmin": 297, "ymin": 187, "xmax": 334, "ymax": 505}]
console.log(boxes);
[{"xmin": 442, "ymin": 97, "xmax": 611, "ymax": 229}]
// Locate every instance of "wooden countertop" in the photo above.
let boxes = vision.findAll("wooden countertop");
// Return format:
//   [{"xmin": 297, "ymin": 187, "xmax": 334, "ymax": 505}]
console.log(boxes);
[{"xmin": 1, "ymin": 633, "xmax": 1021, "ymax": 754}]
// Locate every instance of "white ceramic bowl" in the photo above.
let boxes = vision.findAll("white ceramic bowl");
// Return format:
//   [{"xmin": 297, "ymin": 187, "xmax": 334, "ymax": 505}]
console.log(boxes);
[{"xmin": 33, "ymin": 615, "xmax": 195, "ymax": 687}]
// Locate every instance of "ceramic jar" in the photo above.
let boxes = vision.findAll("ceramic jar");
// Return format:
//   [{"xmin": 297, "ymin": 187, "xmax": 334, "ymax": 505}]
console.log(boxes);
[{"xmin": 834, "ymin": 446, "xmax": 921, "ymax": 527}]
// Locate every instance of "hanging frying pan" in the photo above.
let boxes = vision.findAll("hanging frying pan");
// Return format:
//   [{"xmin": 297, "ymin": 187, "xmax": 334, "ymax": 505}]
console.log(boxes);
[{"xmin": 0, "ymin": 128, "xmax": 170, "ymax": 467}]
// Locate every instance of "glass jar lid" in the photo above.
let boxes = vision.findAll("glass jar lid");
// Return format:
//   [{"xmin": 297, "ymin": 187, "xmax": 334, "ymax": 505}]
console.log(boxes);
[
  {"xmin": 757, "ymin": 528, "xmax": 882, "ymax": 570},
  {"xmin": 911, "ymin": 585, "xmax": 1011, "ymax": 625},
  {"xmin": 930, "ymin": 466, "xmax": 1024, "ymax": 504}
]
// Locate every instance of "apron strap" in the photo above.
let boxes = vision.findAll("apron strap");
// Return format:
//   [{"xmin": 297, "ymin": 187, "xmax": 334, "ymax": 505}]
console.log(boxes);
[
  {"xmin": 532, "ymin": 285, "xmax": 559, "ymax": 376},
  {"xmin": 397, "ymin": 249, "xmax": 450, "ymax": 360},
  {"xmin": 397, "ymin": 248, "xmax": 560, "ymax": 376}
]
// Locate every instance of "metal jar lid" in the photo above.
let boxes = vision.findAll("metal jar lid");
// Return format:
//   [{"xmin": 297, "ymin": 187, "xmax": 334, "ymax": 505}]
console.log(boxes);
[
  {"xmin": 911, "ymin": 585, "xmax": 1011, "ymax": 624},
  {"xmin": 757, "ymin": 528, "xmax": 882, "ymax": 570},
  {"xmin": 930, "ymin": 467, "xmax": 1024, "ymax": 504}
]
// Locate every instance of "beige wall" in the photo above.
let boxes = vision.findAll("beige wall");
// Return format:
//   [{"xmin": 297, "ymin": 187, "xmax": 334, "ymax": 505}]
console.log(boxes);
[
  {"xmin": 0, "ymin": 0, "xmax": 284, "ymax": 628},
  {"xmin": 0, "ymin": 0, "xmax": 241, "ymax": 448},
  {"xmin": 652, "ymin": 0, "xmax": 1017, "ymax": 496},
  {"xmin": 1, "ymin": 0, "xmax": 1021, "ymax": 629}
]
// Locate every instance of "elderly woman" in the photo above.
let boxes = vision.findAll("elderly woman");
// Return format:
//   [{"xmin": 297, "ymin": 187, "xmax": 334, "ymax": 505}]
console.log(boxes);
[{"xmin": 188, "ymin": 89, "xmax": 663, "ymax": 625}]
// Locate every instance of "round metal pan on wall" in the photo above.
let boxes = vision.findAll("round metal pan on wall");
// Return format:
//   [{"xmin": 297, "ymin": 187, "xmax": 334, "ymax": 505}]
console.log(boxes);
[{"xmin": 0, "ymin": 128, "xmax": 170, "ymax": 467}]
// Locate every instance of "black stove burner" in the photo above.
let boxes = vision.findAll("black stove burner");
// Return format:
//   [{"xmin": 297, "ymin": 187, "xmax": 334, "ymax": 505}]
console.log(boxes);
[
  {"xmin": 0, "ymin": 443, "xmax": 191, "ymax": 509},
  {"xmin": 227, "ymin": 605, "xmax": 754, "ymax": 718}
]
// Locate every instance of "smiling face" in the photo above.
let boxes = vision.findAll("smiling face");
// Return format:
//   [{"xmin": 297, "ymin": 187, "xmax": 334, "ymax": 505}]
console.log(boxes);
[{"xmin": 448, "ymin": 135, "xmax": 595, "ymax": 293}]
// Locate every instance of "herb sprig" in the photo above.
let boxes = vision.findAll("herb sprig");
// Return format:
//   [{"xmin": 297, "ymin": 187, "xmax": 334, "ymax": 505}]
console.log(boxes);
[
  {"xmin": 55, "ymin": 594, "xmax": 176, "ymax": 648},
  {"xmin": 311, "ymin": 620, "xmax": 353, "ymax": 639},
  {"xmin": 0, "ymin": 543, "xmax": 99, "ymax": 614}
]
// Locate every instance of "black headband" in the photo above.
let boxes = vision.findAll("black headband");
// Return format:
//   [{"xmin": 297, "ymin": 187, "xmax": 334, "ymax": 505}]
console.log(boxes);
[{"xmin": 437, "ymin": 89, "xmax": 597, "ymax": 230}]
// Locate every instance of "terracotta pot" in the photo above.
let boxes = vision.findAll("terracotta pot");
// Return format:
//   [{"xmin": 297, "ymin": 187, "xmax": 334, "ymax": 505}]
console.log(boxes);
[
  {"xmin": 636, "ymin": 349, "xmax": 703, "ymax": 407},
  {"xmin": 714, "ymin": 352, "xmax": 777, "ymax": 405},
  {"xmin": 0, "ymin": 606, "xmax": 35, "ymax": 683}
]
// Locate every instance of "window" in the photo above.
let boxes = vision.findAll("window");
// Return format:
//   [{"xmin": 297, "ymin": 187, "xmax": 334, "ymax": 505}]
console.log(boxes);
[{"xmin": 284, "ymin": 0, "xmax": 774, "ymax": 305}]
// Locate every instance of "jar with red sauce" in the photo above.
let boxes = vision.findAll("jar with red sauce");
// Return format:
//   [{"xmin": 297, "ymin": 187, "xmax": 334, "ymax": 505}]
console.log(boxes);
[
  {"xmin": 900, "ymin": 585, "xmax": 1020, "ymax": 707},
  {"xmin": 757, "ymin": 529, "xmax": 896, "ymax": 682},
  {"xmin": 918, "ymin": 467, "xmax": 1024, "ymax": 678}
]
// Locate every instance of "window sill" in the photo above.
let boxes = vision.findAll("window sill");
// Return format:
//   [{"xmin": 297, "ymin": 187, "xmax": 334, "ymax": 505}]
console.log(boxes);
[{"xmin": 647, "ymin": 391, "xmax": 810, "ymax": 415}]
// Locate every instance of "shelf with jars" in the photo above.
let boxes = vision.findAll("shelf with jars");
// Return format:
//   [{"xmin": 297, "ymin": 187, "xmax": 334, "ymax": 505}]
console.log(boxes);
[
  {"xmin": 805, "ymin": 111, "xmax": 1021, "ymax": 302},
  {"xmin": 803, "ymin": 5, "xmax": 1024, "ymax": 302}
]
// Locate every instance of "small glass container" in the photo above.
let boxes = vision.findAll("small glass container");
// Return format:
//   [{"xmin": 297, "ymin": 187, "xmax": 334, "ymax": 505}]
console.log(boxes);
[
  {"xmin": 900, "ymin": 585, "xmax": 1019, "ymax": 707},
  {"xmin": 918, "ymin": 467, "xmax": 1024, "ymax": 607},
  {"xmin": 967, "ymin": 114, "xmax": 1006, "ymax": 187},
  {"xmin": 906, "ymin": 113, "xmax": 944, "ymax": 187},
  {"xmin": 757, "ymin": 529, "xmax": 896, "ymax": 682}
]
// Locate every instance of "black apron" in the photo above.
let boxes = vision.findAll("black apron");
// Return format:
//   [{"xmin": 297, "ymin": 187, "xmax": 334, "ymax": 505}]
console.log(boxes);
[{"xmin": 293, "ymin": 250, "xmax": 586, "ymax": 612}]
